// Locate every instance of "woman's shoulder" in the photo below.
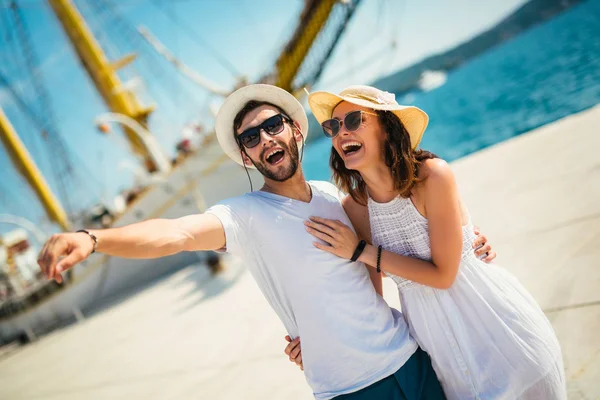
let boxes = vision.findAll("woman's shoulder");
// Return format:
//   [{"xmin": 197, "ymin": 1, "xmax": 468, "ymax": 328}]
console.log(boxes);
[
  {"xmin": 416, "ymin": 157, "xmax": 460, "ymax": 213},
  {"xmin": 419, "ymin": 157, "xmax": 451, "ymax": 177},
  {"xmin": 342, "ymin": 194, "xmax": 364, "ymax": 211},
  {"xmin": 412, "ymin": 158, "xmax": 456, "ymax": 210},
  {"xmin": 418, "ymin": 158, "xmax": 455, "ymax": 186}
]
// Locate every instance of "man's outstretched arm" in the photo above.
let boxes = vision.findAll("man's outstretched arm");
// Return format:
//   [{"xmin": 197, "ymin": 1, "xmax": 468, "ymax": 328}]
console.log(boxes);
[{"xmin": 37, "ymin": 214, "xmax": 225, "ymax": 283}]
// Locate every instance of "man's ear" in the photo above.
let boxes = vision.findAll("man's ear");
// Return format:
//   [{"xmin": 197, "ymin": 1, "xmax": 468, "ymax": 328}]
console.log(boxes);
[
  {"xmin": 292, "ymin": 121, "xmax": 304, "ymax": 143},
  {"xmin": 240, "ymin": 150, "xmax": 254, "ymax": 167}
]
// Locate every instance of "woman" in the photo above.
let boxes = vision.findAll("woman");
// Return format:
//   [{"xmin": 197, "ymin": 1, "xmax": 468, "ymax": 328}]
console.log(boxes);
[{"xmin": 288, "ymin": 85, "xmax": 566, "ymax": 399}]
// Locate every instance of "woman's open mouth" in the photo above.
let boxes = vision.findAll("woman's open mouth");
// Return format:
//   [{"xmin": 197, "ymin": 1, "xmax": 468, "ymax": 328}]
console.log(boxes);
[{"xmin": 341, "ymin": 141, "xmax": 363, "ymax": 157}]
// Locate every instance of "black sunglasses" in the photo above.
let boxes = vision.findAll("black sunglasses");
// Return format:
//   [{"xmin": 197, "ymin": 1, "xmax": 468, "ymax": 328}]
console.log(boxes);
[
  {"xmin": 237, "ymin": 113, "xmax": 291, "ymax": 149},
  {"xmin": 321, "ymin": 110, "xmax": 377, "ymax": 138}
]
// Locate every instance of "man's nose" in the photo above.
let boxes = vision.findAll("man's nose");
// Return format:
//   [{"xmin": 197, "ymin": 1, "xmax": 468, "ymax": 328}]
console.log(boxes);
[{"xmin": 260, "ymin": 129, "xmax": 276, "ymax": 146}]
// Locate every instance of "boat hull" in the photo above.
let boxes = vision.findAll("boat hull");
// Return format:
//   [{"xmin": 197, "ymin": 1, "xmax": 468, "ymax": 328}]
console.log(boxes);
[{"xmin": 0, "ymin": 140, "xmax": 263, "ymax": 342}]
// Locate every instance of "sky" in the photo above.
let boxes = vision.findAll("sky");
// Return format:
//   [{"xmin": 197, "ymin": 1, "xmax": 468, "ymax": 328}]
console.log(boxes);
[{"xmin": 0, "ymin": 0, "xmax": 527, "ymax": 233}]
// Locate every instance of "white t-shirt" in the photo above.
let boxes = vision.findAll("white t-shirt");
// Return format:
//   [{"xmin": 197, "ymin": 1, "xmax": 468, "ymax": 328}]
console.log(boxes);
[{"xmin": 206, "ymin": 181, "xmax": 417, "ymax": 399}]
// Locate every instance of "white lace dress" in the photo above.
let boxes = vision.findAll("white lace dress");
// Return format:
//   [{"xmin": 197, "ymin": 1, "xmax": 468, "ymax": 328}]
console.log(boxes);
[{"xmin": 368, "ymin": 195, "xmax": 566, "ymax": 400}]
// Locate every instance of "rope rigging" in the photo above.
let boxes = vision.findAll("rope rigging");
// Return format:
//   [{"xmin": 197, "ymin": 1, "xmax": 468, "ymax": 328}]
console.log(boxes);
[
  {"xmin": 1, "ymin": 1, "xmax": 105, "ymax": 220},
  {"xmin": 10, "ymin": 0, "xmax": 74, "ymax": 214},
  {"xmin": 149, "ymin": 0, "xmax": 241, "ymax": 80},
  {"xmin": 79, "ymin": 0, "xmax": 207, "ymax": 131}
]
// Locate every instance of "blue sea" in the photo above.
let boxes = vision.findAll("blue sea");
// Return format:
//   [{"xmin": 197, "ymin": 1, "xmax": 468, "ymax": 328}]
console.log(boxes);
[{"xmin": 302, "ymin": 0, "xmax": 600, "ymax": 181}]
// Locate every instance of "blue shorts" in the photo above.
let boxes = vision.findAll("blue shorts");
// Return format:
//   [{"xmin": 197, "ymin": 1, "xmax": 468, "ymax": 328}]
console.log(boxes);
[{"xmin": 333, "ymin": 348, "xmax": 446, "ymax": 400}]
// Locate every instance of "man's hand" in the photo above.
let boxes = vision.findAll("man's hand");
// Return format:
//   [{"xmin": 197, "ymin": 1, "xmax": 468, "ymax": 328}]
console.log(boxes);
[
  {"xmin": 284, "ymin": 335, "xmax": 303, "ymax": 371},
  {"xmin": 473, "ymin": 226, "xmax": 496, "ymax": 263},
  {"xmin": 37, "ymin": 232, "xmax": 95, "ymax": 283}
]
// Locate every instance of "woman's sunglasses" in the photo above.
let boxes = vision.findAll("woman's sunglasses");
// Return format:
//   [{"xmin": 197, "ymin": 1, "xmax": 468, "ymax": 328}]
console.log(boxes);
[
  {"xmin": 237, "ymin": 113, "xmax": 291, "ymax": 149},
  {"xmin": 321, "ymin": 110, "xmax": 378, "ymax": 138}
]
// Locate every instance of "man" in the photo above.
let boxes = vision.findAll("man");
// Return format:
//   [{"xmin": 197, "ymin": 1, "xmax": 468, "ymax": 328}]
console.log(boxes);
[{"xmin": 38, "ymin": 84, "xmax": 495, "ymax": 399}]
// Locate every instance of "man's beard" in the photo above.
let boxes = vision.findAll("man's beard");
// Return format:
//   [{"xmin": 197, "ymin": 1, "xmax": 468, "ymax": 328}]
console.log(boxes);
[{"xmin": 251, "ymin": 136, "xmax": 300, "ymax": 182}]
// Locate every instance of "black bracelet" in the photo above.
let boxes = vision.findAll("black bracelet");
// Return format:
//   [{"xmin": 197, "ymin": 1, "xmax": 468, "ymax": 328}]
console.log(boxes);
[
  {"xmin": 76, "ymin": 229, "xmax": 98, "ymax": 254},
  {"xmin": 376, "ymin": 245, "xmax": 383, "ymax": 273},
  {"xmin": 350, "ymin": 240, "xmax": 367, "ymax": 262}
]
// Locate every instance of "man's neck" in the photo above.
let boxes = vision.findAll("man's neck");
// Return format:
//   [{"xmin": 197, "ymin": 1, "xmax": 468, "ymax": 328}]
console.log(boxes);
[{"xmin": 260, "ymin": 169, "xmax": 312, "ymax": 203}]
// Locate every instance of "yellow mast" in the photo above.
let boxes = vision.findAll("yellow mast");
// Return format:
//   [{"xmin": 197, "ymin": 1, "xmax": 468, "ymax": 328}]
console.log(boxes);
[
  {"xmin": 47, "ymin": 0, "xmax": 158, "ymax": 171},
  {"xmin": 0, "ymin": 107, "xmax": 70, "ymax": 230},
  {"xmin": 275, "ymin": 0, "xmax": 337, "ymax": 92}
]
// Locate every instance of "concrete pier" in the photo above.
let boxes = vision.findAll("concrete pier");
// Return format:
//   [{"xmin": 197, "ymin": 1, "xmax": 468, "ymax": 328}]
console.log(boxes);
[
  {"xmin": 1, "ymin": 105, "xmax": 598, "ymax": 399},
  {"xmin": 449, "ymin": 104, "xmax": 600, "ymax": 400}
]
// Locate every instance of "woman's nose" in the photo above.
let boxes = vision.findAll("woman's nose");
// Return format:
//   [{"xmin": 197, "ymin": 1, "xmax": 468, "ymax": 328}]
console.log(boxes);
[{"xmin": 339, "ymin": 123, "xmax": 351, "ymax": 136}]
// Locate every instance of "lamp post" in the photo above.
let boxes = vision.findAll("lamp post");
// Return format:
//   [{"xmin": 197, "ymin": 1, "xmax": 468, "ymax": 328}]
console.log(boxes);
[{"xmin": 94, "ymin": 113, "xmax": 171, "ymax": 176}]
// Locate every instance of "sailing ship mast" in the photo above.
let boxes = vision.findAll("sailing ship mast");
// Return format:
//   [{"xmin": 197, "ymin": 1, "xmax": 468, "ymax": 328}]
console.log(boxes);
[
  {"xmin": 47, "ymin": 0, "xmax": 169, "ymax": 174},
  {"xmin": 138, "ymin": 0, "xmax": 362, "ymax": 99},
  {"xmin": 1, "ymin": 0, "xmax": 171, "ymax": 231},
  {"xmin": 0, "ymin": 108, "xmax": 70, "ymax": 230},
  {"xmin": 275, "ymin": 0, "xmax": 339, "ymax": 92}
]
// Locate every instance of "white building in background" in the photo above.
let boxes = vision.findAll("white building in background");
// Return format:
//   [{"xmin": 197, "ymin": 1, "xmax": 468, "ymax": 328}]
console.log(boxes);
[{"xmin": 0, "ymin": 229, "xmax": 40, "ymax": 299}]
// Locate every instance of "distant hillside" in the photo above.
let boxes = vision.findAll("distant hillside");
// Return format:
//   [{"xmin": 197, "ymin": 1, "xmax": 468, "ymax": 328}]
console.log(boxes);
[{"xmin": 372, "ymin": 0, "xmax": 583, "ymax": 94}]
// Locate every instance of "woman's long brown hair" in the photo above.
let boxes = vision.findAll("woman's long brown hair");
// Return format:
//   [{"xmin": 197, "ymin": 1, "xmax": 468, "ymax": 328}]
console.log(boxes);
[{"xmin": 331, "ymin": 110, "xmax": 437, "ymax": 205}]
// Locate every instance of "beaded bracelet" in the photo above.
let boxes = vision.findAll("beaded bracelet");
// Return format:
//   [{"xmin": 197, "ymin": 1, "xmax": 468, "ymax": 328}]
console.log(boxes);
[{"xmin": 376, "ymin": 245, "xmax": 383, "ymax": 273}]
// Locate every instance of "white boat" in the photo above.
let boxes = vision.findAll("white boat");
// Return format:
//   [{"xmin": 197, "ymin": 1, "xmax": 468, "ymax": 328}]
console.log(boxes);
[
  {"xmin": 0, "ymin": 139, "xmax": 263, "ymax": 340},
  {"xmin": 417, "ymin": 70, "xmax": 448, "ymax": 92}
]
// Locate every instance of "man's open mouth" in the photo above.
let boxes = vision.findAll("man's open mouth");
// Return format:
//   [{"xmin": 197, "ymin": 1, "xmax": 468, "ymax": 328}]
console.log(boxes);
[
  {"xmin": 341, "ymin": 141, "xmax": 363, "ymax": 156},
  {"xmin": 265, "ymin": 148, "xmax": 285, "ymax": 165}
]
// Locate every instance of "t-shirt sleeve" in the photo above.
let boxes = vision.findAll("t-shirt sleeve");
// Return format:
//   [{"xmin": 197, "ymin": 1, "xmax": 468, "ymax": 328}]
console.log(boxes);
[{"xmin": 205, "ymin": 198, "xmax": 247, "ymax": 257}]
